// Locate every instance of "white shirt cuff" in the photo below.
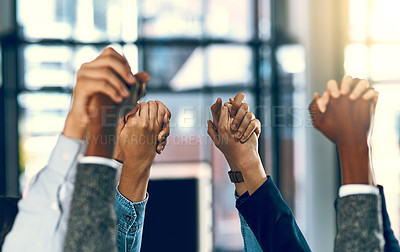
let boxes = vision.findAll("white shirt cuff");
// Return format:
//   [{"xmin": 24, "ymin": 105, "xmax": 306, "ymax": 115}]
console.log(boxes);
[
  {"xmin": 79, "ymin": 156, "xmax": 123, "ymax": 170},
  {"xmin": 339, "ymin": 184, "xmax": 379, "ymax": 198}
]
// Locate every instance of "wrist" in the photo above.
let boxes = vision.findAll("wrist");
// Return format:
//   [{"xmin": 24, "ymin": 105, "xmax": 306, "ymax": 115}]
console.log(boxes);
[
  {"xmin": 228, "ymin": 150, "xmax": 260, "ymax": 170},
  {"xmin": 118, "ymin": 161, "xmax": 151, "ymax": 202},
  {"xmin": 63, "ymin": 113, "xmax": 88, "ymax": 140},
  {"xmin": 232, "ymin": 152, "xmax": 266, "ymax": 195},
  {"xmin": 337, "ymin": 142, "xmax": 371, "ymax": 185},
  {"xmin": 225, "ymin": 156, "xmax": 248, "ymax": 196}
]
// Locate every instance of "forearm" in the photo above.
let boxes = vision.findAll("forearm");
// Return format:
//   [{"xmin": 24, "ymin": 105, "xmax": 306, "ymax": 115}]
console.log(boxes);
[
  {"xmin": 118, "ymin": 160, "xmax": 150, "ymax": 203},
  {"xmin": 337, "ymin": 140, "xmax": 370, "ymax": 185},
  {"xmin": 63, "ymin": 112, "xmax": 88, "ymax": 140},
  {"xmin": 85, "ymin": 94, "xmax": 118, "ymax": 158}
]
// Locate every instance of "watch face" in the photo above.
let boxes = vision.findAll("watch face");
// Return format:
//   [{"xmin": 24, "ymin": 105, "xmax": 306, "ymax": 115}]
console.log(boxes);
[{"xmin": 229, "ymin": 171, "xmax": 244, "ymax": 183}]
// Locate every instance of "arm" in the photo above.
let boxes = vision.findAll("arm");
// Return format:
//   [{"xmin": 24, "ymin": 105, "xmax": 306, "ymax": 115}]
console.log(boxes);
[
  {"xmin": 233, "ymin": 194, "xmax": 263, "ymax": 252},
  {"xmin": 236, "ymin": 178, "xmax": 310, "ymax": 252},
  {"xmin": 3, "ymin": 47, "xmax": 139, "ymax": 251},
  {"xmin": 64, "ymin": 161, "xmax": 119, "ymax": 252},
  {"xmin": 210, "ymin": 94, "xmax": 263, "ymax": 251},
  {"xmin": 309, "ymin": 76, "xmax": 386, "ymax": 251},
  {"xmin": 334, "ymin": 190, "xmax": 383, "ymax": 251},
  {"xmin": 115, "ymin": 100, "xmax": 170, "ymax": 252},
  {"xmin": 1, "ymin": 134, "xmax": 86, "ymax": 252},
  {"xmin": 210, "ymin": 93, "xmax": 261, "ymax": 196},
  {"xmin": 207, "ymin": 101, "xmax": 310, "ymax": 252},
  {"xmin": 60, "ymin": 47, "xmax": 146, "ymax": 252},
  {"xmin": 64, "ymin": 86, "xmax": 123, "ymax": 251}
]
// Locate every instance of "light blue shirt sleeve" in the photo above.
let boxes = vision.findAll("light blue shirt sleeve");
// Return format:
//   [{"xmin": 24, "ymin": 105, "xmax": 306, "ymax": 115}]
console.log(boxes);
[
  {"xmin": 236, "ymin": 191, "xmax": 263, "ymax": 252},
  {"xmin": 115, "ymin": 187, "xmax": 148, "ymax": 252},
  {"xmin": 2, "ymin": 134, "xmax": 87, "ymax": 252}
]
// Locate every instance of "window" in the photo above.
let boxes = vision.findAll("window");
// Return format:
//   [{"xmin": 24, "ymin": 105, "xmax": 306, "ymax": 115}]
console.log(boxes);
[
  {"xmin": 345, "ymin": 0, "xmax": 400, "ymax": 239},
  {"xmin": 0, "ymin": 0, "xmax": 306, "ymax": 250}
]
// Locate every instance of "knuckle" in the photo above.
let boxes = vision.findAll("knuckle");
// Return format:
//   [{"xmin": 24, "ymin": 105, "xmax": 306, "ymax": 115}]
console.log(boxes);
[
  {"xmin": 104, "ymin": 54, "xmax": 114, "ymax": 63},
  {"xmin": 243, "ymin": 103, "xmax": 250, "ymax": 110},
  {"xmin": 80, "ymin": 62, "xmax": 90, "ymax": 69},
  {"xmin": 245, "ymin": 112, "xmax": 253, "ymax": 120},
  {"xmin": 103, "ymin": 47, "xmax": 116, "ymax": 54}
]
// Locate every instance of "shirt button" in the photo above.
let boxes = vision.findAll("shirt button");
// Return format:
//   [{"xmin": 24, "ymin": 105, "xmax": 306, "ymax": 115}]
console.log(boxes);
[{"xmin": 125, "ymin": 216, "xmax": 131, "ymax": 221}]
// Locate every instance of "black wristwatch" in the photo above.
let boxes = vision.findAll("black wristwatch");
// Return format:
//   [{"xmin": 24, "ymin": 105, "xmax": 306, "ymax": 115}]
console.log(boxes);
[{"xmin": 228, "ymin": 171, "xmax": 244, "ymax": 183}]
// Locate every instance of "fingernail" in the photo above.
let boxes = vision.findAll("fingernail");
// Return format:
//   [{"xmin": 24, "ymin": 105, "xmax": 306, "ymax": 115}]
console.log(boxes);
[
  {"xmin": 232, "ymin": 123, "xmax": 237, "ymax": 130},
  {"xmin": 235, "ymin": 132, "xmax": 241, "ymax": 138}
]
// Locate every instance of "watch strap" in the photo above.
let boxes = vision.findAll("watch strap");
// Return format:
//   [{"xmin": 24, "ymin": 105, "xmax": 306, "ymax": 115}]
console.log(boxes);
[{"xmin": 228, "ymin": 170, "xmax": 244, "ymax": 183}]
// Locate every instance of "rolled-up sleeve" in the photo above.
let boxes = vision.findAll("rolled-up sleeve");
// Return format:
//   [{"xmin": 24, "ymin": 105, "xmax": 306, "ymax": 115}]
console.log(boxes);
[{"xmin": 115, "ymin": 188, "xmax": 148, "ymax": 252}]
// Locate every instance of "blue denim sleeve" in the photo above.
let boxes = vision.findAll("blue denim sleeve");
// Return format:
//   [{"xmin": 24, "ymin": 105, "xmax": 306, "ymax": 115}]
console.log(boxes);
[
  {"xmin": 239, "ymin": 212, "xmax": 264, "ymax": 252},
  {"xmin": 115, "ymin": 188, "xmax": 148, "ymax": 252},
  {"xmin": 236, "ymin": 191, "xmax": 263, "ymax": 252}
]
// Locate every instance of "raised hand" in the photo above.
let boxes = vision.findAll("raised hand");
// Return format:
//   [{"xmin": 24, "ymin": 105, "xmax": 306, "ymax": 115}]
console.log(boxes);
[
  {"xmin": 208, "ymin": 105, "xmax": 259, "ymax": 161},
  {"xmin": 114, "ymin": 101, "xmax": 171, "ymax": 162},
  {"xmin": 309, "ymin": 76, "xmax": 377, "ymax": 144},
  {"xmin": 308, "ymin": 76, "xmax": 378, "ymax": 185},
  {"xmin": 63, "ymin": 47, "xmax": 149, "ymax": 140},
  {"xmin": 208, "ymin": 101, "xmax": 266, "ymax": 194},
  {"xmin": 118, "ymin": 101, "xmax": 171, "ymax": 202},
  {"xmin": 210, "ymin": 93, "xmax": 261, "ymax": 142}
]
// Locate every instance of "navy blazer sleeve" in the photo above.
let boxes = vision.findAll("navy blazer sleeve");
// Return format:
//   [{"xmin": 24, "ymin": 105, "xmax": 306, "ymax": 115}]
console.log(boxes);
[
  {"xmin": 378, "ymin": 185, "xmax": 400, "ymax": 252},
  {"xmin": 236, "ymin": 177, "xmax": 311, "ymax": 252}
]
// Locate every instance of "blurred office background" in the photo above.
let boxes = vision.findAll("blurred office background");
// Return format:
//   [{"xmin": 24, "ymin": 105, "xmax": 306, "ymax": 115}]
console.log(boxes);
[{"xmin": 1, "ymin": 0, "xmax": 400, "ymax": 251}]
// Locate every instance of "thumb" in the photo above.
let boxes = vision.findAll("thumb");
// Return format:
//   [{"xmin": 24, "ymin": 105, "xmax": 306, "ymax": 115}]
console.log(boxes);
[
  {"xmin": 308, "ymin": 95, "xmax": 324, "ymax": 129},
  {"xmin": 207, "ymin": 120, "xmax": 219, "ymax": 145}
]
